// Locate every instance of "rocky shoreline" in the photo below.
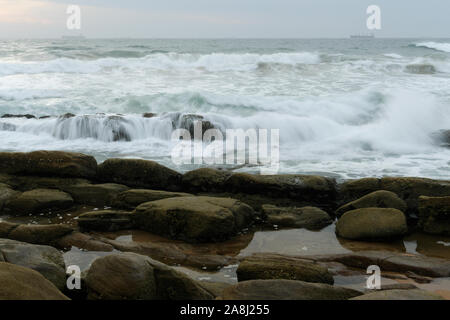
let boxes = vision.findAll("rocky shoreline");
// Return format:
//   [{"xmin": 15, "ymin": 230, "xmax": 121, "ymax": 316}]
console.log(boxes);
[{"xmin": 0, "ymin": 150, "xmax": 449, "ymax": 300}]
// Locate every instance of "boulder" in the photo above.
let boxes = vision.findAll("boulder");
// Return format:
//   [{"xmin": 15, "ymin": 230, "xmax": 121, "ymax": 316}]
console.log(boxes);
[
  {"xmin": 0, "ymin": 183, "xmax": 20, "ymax": 211},
  {"xmin": 173, "ymin": 113, "xmax": 216, "ymax": 138},
  {"xmin": 4, "ymin": 188, "xmax": 74, "ymax": 215},
  {"xmin": 0, "ymin": 221, "xmax": 18, "ymax": 238},
  {"xmin": 224, "ymin": 174, "xmax": 337, "ymax": 206},
  {"xmin": 0, "ymin": 151, "xmax": 97, "ymax": 178},
  {"xmin": 56, "ymin": 232, "xmax": 114, "ymax": 252},
  {"xmin": 133, "ymin": 196, "xmax": 255, "ymax": 243},
  {"xmin": 262, "ymin": 205, "xmax": 332, "ymax": 229},
  {"xmin": 86, "ymin": 252, "xmax": 157, "ymax": 300},
  {"xmin": 405, "ymin": 64, "xmax": 436, "ymax": 75},
  {"xmin": 338, "ymin": 177, "xmax": 450, "ymax": 214},
  {"xmin": 85, "ymin": 252, "xmax": 213, "ymax": 300},
  {"xmin": 1, "ymin": 114, "xmax": 36, "ymax": 119},
  {"xmin": 113, "ymin": 189, "xmax": 193, "ymax": 209},
  {"xmin": 0, "ymin": 239, "xmax": 66, "ymax": 289},
  {"xmin": 64, "ymin": 183, "xmax": 129, "ymax": 206},
  {"xmin": 6, "ymin": 223, "xmax": 74, "ymax": 245},
  {"xmin": 336, "ymin": 190, "xmax": 407, "ymax": 217},
  {"xmin": 219, "ymin": 279, "xmax": 361, "ymax": 300},
  {"xmin": 237, "ymin": 253, "xmax": 334, "ymax": 284},
  {"xmin": 77, "ymin": 210, "xmax": 134, "ymax": 232},
  {"xmin": 182, "ymin": 168, "xmax": 232, "ymax": 192},
  {"xmin": 0, "ymin": 262, "xmax": 69, "ymax": 300},
  {"xmin": 351, "ymin": 289, "xmax": 444, "ymax": 300},
  {"xmin": 305, "ymin": 251, "xmax": 450, "ymax": 278},
  {"xmin": 97, "ymin": 158, "xmax": 181, "ymax": 191},
  {"xmin": 336, "ymin": 208, "xmax": 407, "ymax": 241},
  {"xmin": 431, "ymin": 129, "xmax": 450, "ymax": 147},
  {"xmin": 0, "ymin": 174, "xmax": 90, "ymax": 192},
  {"xmin": 418, "ymin": 196, "xmax": 450, "ymax": 235}
]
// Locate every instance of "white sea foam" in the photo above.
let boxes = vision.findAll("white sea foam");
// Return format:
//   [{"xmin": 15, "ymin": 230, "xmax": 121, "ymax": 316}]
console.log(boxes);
[
  {"xmin": 415, "ymin": 42, "xmax": 450, "ymax": 53},
  {"xmin": 0, "ymin": 52, "xmax": 321, "ymax": 76}
]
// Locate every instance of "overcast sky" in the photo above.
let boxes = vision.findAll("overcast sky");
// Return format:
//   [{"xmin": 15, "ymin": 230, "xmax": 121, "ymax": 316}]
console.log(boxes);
[{"xmin": 0, "ymin": 0, "xmax": 449, "ymax": 38}]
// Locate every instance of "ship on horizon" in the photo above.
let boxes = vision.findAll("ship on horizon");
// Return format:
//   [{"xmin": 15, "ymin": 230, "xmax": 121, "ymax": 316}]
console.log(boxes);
[
  {"xmin": 61, "ymin": 34, "xmax": 86, "ymax": 40},
  {"xmin": 350, "ymin": 33, "xmax": 375, "ymax": 39}
]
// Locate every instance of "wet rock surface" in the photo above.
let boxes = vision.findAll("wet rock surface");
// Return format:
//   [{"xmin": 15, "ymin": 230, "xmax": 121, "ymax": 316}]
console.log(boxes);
[
  {"xmin": 97, "ymin": 158, "xmax": 182, "ymax": 190},
  {"xmin": 0, "ymin": 239, "xmax": 66, "ymax": 289},
  {"xmin": 0, "ymin": 262, "xmax": 69, "ymax": 300},
  {"xmin": 4, "ymin": 188, "xmax": 74, "ymax": 215},
  {"xmin": 113, "ymin": 189, "xmax": 193, "ymax": 209},
  {"xmin": 418, "ymin": 196, "xmax": 450, "ymax": 235},
  {"xmin": 351, "ymin": 289, "xmax": 444, "ymax": 300},
  {"xmin": 336, "ymin": 190, "xmax": 407, "ymax": 217},
  {"xmin": 0, "ymin": 151, "xmax": 98, "ymax": 179},
  {"xmin": 133, "ymin": 196, "xmax": 256, "ymax": 243},
  {"xmin": 85, "ymin": 252, "xmax": 213, "ymax": 300},
  {"xmin": 219, "ymin": 279, "xmax": 362, "ymax": 300},
  {"xmin": 237, "ymin": 253, "xmax": 334, "ymax": 284},
  {"xmin": 262, "ymin": 205, "xmax": 333, "ymax": 229},
  {"xmin": 336, "ymin": 208, "xmax": 408, "ymax": 241}
]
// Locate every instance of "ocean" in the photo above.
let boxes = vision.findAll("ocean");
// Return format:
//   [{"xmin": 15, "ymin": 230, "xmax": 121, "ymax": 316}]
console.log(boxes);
[{"xmin": 0, "ymin": 38, "xmax": 449, "ymax": 180}]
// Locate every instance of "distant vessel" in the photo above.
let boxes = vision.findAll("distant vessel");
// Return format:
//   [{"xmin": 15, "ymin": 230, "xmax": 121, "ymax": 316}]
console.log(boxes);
[
  {"xmin": 61, "ymin": 35, "xmax": 86, "ymax": 40},
  {"xmin": 350, "ymin": 34, "xmax": 375, "ymax": 39}
]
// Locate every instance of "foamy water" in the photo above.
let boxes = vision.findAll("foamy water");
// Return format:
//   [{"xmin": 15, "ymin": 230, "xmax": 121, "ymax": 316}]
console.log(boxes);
[{"xmin": 0, "ymin": 39, "xmax": 449, "ymax": 179}]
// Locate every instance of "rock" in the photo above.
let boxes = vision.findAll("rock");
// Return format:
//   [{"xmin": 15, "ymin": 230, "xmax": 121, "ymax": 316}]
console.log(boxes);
[
  {"xmin": 182, "ymin": 168, "xmax": 232, "ymax": 193},
  {"xmin": 378, "ymin": 283, "xmax": 418, "ymax": 291},
  {"xmin": 405, "ymin": 64, "xmax": 436, "ymax": 75},
  {"xmin": 351, "ymin": 289, "xmax": 444, "ymax": 300},
  {"xmin": 64, "ymin": 183, "xmax": 129, "ymax": 206},
  {"xmin": 4, "ymin": 188, "xmax": 74, "ymax": 215},
  {"xmin": 237, "ymin": 253, "xmax": 334, "ymax": 284},
  {"xmin": 405, "ymin": 271, "xmax": 433, "ymax": 284},
  {"xmin": 86, "ymin": 252, "xmax": 213, "ymax": 300},
  {"xmin": 0, "ymin": 221, "xmax": 18, "ymax": 238},
  {"xmin": 219, "ymin": 279, "xmax": 361, "ymax": 300},
  {"xmin": 78, "ymin": 210, "xmax": 134, "ymax": 232},
  {"xmin": 59, "ymin": 113, "xmax": 75, "ymax": 119},
  {"xmin": 133, "ymin": 196, "xmax": 255, "ymax": 243},
  {"xmin": 0, "ymin": 151, "xmax": 97, "ymax": 178},
  {"xmin": 173, "ymin": 114, "xmax": 216, "ymax": 138},
  {"xmin": 336, "ymin": 190, "xmax": 407, "ymax": 217},
  {"xmin": 97, "ymin": 158, "xmax": 181, "ymax": 191},
  {"xmin": 198, "ymin": 282, "xmax": 233, "ymax": 298},
  {"xmin": 142, "ymin": 113, "xmax": 157, "ymax": 118},
  {"xmin": 262, "ymin": 205, "xmax": 332, "ymax": 229},
  {"xmin": 418, "ymin": 196, "xmax": 450, "ymax": 235},
  {"xmin": 104, "ymin": 238, "xmax": 236, "ymax": 270},
  {"xmin": 114, "ymin": 189, "xmax": 193, "ymax": 209},
  {"xmin": 431, "ymin": 129, "xmax": 450, "ymax": 147},
  {"xmin": 0, "ymin": 183, "xmax": 20, "ymax": 211},
  {"xmin": 0, "ymin": 174, "xmax": 90, "ymax": 192},
  {"xmin": 6, "ymin": 223, "xmax": 74, "ymax": 246},
  {"xmin": 86, "ymin": 252, "xmax": 157, "ymax": 300},
  {"xmin": 0, "ymin": 239, "xmax": 66, "ymax": 289},
  {"xmin": 1, "ymin": 114, "xmax": 36, "ymax": 119},
  {"xmin": 306, "ymin": 251, "xmax": 450, "ymax": 278},
  {"xmin": 338, "ymin": 177, "xmax": 450, "ymax": 214},
  {"xmin": 336, "ymin": 208, "xmax": 407, "ymax": 241},
  {"xmin": 225, "ymin": 173, "xmax": 337, "ymax": 207},
  {"xmin": 0, "ymin": 262, "xmax": 69, "ymax": 300},
  {"xmin": 56, "ymin": 232, "xmax": 114, "ymax": 252}
]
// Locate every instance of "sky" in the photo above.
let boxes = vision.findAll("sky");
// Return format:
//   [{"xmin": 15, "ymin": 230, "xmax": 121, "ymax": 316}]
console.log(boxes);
[{"xmin": 0, "ymin": 0, "xmax": 449, "ymax": 38}]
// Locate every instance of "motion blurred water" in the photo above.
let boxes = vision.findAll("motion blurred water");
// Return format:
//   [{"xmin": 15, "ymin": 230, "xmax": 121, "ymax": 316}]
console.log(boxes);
[{"xmin": 0, "ymin": 38, "xmax": 449, "ymax": 179}]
